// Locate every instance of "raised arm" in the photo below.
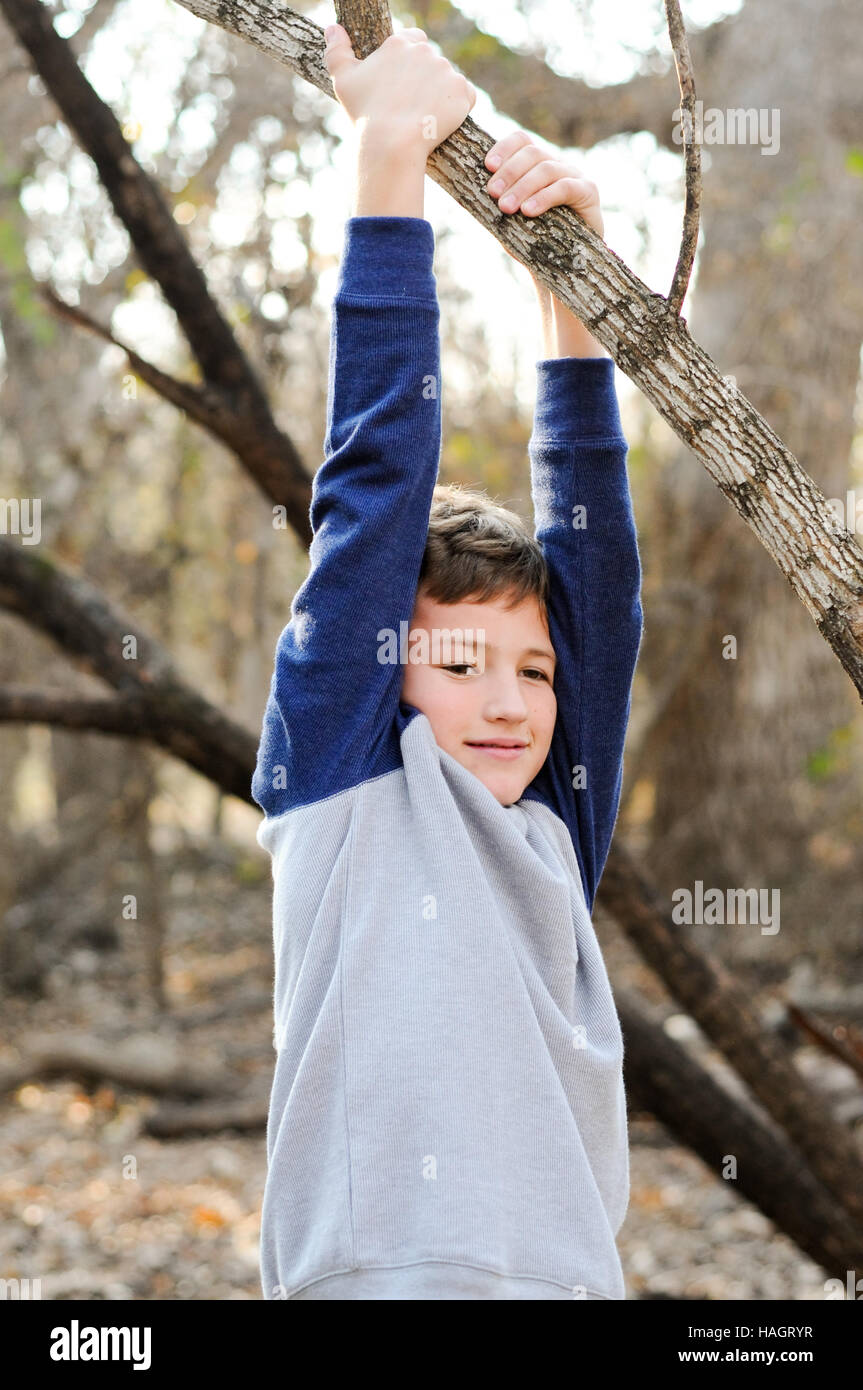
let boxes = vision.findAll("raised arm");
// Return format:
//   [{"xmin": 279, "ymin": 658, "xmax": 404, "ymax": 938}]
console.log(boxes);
[
  {"xmin": 483, "ymin": 131, "xmax": 644, "ymax": 911},
  {"xmin": 252, "ymin": 28, "xmax": 476, "ymax": 819},
  {"xmin": 527, "ymin": 358, "xmax": 643, "ymax": 914}
]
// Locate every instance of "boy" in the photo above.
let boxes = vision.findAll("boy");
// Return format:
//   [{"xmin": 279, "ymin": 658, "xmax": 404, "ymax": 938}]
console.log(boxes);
[{"xmin": 252, "ymin": 24, "xmax": 643, "ymax": 1300}]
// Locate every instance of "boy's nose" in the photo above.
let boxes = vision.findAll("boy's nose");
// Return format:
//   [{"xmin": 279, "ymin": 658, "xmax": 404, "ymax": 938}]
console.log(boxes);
[{"xmin": 481, "ymin": 680, "xmax": 530, "ymax": 723}]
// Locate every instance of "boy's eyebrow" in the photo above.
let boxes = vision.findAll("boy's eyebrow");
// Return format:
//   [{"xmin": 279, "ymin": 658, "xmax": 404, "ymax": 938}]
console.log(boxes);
[{"xmin": 477, "ymin": 640, "xmax": 557, "ymax": 664}]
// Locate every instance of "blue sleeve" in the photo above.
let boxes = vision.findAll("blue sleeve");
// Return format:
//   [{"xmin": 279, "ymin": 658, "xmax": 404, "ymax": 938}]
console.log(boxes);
[
  {"xmin": 252, "ymin": 217, "xmax": 442, "ymax": 818},
  {"xmin": 525, "ymin": 357, "xmax": 644, "ymax": 914}
]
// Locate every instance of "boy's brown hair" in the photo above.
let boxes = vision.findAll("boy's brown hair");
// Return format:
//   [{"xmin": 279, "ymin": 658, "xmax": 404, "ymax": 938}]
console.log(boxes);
[{"xmin": 418, "ymin": 483, "xmax": 550, "ymax": 617}]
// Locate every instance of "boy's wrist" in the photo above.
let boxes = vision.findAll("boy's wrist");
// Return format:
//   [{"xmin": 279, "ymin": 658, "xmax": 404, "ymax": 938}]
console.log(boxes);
[
  {"xmin": 352, "ymin": 123, "xmax": 428, "ymax": 217},
  {"xmin": 536, "ymin": 286, "xmax": 609, "ymax": 359},
  {"xmin": 355, "ymin": 117, "xmax": 430, "ymax": 160}
]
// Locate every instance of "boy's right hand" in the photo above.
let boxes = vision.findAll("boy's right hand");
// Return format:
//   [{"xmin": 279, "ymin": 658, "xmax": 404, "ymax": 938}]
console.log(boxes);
[{"xmin": 324, "ymin": 24, "xmax": 476, "ymax": 157}]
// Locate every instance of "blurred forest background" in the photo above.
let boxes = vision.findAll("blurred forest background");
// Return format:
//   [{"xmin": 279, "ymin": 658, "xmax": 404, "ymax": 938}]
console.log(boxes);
[{"xmin": 1, "ymin": 0, "xmax": 862, "ymax": 1300}]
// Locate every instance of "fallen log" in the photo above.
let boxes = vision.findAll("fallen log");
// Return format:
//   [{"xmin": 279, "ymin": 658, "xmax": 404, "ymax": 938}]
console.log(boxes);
[
  {"xmin": 144, "ymin": 1094, "xmax": 270, "ymax": 1138},
  {"xmin": 1, "ymin": 1033, "xmax": 235, "ymax": 1099}
]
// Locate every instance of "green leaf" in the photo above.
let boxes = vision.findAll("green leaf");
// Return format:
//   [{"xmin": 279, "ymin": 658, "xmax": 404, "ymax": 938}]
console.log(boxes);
[
  {"xmin": 845, "ymin": 147, "xmax": 863, "ymax": 177},
  {"xmin": 805, "ymin": 723, "xmax": 854, "ymax": 782},
  {"xmin": 0, "ymin": 217, "xmax": 27, "ymax": 272}
]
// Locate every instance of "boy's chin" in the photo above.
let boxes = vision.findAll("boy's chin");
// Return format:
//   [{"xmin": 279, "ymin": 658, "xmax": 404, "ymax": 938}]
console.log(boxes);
[
  {"xmin": 442, "ymin": 744, "xmax": 532, "ymax": 806},
  {"xmin": 475, "ymin": 769, "xmax": 527, "ymax": 807}
]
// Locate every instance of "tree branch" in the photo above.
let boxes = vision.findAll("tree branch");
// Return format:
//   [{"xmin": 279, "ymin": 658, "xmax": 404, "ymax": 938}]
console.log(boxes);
[
  {"xmin": 39, "ymin": 286, "xmax": 250, "ymax": 439},
  {"xmin": 663, "ymin": 0, "xmax": 701, "ymax": 315},
  {"xmin": 0, "ymin": 0, "xmax": 313, "ymax": 545},
  {"xmin": 0, "ymin": 685, "xmax": 156, "ymax": 737},
  {"xmin": 165, "ymin": 0, "xmax": 863, "ymax": 704},
  {"xmin": 335, "ymin": 0, "xmax": 391, "ymax": 55},
  {"xmin": 0, "ymin": 541, "xmax": 258, "ymax": 803},
  {"xmin": 787, "ymin": 1002, "xmax": 863, "ymax": 1084}
]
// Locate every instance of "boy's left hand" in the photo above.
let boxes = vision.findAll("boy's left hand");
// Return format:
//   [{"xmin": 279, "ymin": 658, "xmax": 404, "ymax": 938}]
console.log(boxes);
[
  {"xmin": 485, "ymin": 131, "xmax": 610, "ymax": 357},
  {"xmin": 484, "ymin": 130, "xmax": 604, "ymax": 239}
]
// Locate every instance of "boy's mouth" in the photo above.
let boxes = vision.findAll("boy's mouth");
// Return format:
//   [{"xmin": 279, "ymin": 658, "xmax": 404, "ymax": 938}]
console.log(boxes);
[{"xmin": 465, "ymin": 739, "xmax": 528, "ymax": 761}]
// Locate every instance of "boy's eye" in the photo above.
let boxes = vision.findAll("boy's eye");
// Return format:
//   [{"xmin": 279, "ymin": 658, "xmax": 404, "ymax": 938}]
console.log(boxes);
[{"xmin": 439, "ymin": 665, "xmax": 552, "ymax": 680}]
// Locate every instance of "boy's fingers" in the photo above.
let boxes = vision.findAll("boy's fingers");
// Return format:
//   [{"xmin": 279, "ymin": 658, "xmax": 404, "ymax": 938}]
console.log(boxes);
[
  {"xmin": 484, "ymin": 129, "xmax": 536, "ymax": 172},
  {"xmin": 325, "ymin": 23, "xmax": 427, "ymax": 79},
  {"xmin": 519, "ymin": 181, "xmax": 569, "ymax": 216},
  {"xmin": 323, "ymin": 23, "xmax": 357, "ymax": 75},
  {"xmin": 520, "ymin": 177, "xmax": 604, "ymax": 237},
  {"xmin": 511, "ymin": 165, "xmax": 579, "ymax": 208},
  {"xmin": 487, "ymin": 151, "xmax": 560, "ymax": 207}
]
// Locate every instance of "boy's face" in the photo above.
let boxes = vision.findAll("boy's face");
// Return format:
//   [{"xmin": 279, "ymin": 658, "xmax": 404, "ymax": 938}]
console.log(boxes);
[{"xmin": 400, "ymin": 588, "xmax": 558, "ymax": 806}]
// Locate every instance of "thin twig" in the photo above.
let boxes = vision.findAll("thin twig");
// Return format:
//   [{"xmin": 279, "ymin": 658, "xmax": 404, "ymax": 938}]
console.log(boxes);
[
  {"xmin": 664, "ymin": 0, "xmax": 701, "ymax": 315},
  {"xmin": 40, "ymin": 287, "xmax": 222, "ymax": 428},
  {"xmin": 787, "ymin": 1002, "xmax": 863, "ymax": 1083}
]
